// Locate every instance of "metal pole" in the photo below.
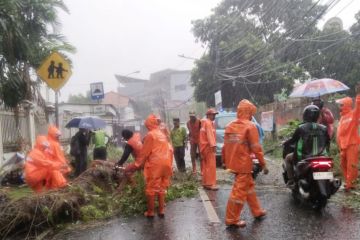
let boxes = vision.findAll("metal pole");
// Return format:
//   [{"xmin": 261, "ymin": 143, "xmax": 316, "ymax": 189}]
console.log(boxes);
[{"xmin": 55, "ymin": 91, "xmax": 59, "ymax": 127}]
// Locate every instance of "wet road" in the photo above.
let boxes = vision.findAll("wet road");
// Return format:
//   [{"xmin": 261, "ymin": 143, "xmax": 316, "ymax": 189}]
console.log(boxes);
[{"xmin": 52, "ymin": 158, "xmax": 360, "ymax": 240}]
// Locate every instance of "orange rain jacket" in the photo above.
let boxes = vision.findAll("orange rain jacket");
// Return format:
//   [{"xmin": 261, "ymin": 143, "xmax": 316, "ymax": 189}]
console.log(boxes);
[
  {"xmin": 134, "ymin": 114, "xmax": 172, "ymax": 195},
  {"xmin": 222, "ymin": 99, "xmax": 266, "ymax": 173},
  {"xmin": 187, "ymin": 119, "xmax": 201, "ymax": 145},
  {"xmin": 336, "ymin": 95, "xmax": 360, "ymax": 149},
  {"xmin": 199, "ymin": 119, "xmax": 216, "ymax": 154},
  {"xmin": 47, "ymin": 125, "xmax": 71, "ymax": 174},
  {"xmin": 25, "ymin": 136, "xmax": 63, "ymax": 192},
  {"xmin": 127, "ymin": 132, "xmax": 143, "ymax": 162}
]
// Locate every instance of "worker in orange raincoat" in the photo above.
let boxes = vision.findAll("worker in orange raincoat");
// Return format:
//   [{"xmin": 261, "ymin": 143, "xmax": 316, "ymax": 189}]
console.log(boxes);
[
  {"xmin": 158, "ymin": 118, "xmax": 175, "ymax": 172},
  {"xmin": 47, "ymin": 125, "xmax": 71, "ymax": 178},
  {"xmin": 336, "ymin": 84, "xmax": 360, "ymax": 191},
  {"xmin": 200, "ymin": 108, "xmax": 218, "ymax": 190},
  {"xmin": 124, "ymin": 114, "xmax": 172, "ymax": 218},
  {"xmin": 222, "ymin": 99, "xmax": 269, "ymax": 228},
  {"xmin": 25, "ymin": 136, "xmax": 67, "ymax": 193},
  {"xmin": 116, "ymin": 129, "xmax": 143, "ymax": 166}
]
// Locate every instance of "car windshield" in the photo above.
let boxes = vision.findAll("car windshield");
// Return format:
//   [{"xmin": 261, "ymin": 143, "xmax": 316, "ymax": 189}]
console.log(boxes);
[{"xmin": 215, "ymin": 116, "xmax": 236, "ymax": 129}]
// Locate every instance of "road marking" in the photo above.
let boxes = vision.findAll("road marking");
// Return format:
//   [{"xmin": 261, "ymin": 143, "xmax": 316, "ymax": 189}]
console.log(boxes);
[{"xmin": 198, "ymin": 188, "xmax": 221, "ymax": 223}]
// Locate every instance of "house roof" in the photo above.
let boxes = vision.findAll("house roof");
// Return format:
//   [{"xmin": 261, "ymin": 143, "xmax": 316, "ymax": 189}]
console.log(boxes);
[
  {"xmin": 114, "ymin": 75, "xmax": 148, "ymax": 84},
  {"xmin": 102, "ymin": 91, "xmax": 130, "ymax": 108}
]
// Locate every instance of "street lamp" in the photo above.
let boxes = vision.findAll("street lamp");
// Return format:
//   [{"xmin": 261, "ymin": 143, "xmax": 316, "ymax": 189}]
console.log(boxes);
[
  {"xmin": 124, "ymin": 70, "xmax": 140, "ymax": 77},
  {"xmin": 116, "ymin": 70, "xmax": 141, "ymax": 91}
]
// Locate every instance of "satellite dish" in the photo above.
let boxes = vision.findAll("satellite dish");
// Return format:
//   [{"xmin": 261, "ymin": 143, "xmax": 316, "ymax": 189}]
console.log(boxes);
[{"xmin": 323, "ymin": 17, "xmax": 343, "ymax": 31}]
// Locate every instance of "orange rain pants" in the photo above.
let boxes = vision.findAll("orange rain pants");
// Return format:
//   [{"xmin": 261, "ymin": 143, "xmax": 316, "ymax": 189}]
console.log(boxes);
[
  {"xmin": 199, "ymin": 118, "xmax": 217, "ymax": 187},
  {"xmin": 337, "ymin": 95, "xmax": 360, "ymax": 189},
  {"xmin": 134, "ymin": 114, "xmax": 172, "ymax": 196},
  {"xmin": 223, "ymin": 99, "xmax": 267, "ymax": 224},
  {"xmin": 226, "ymin": 174, "xmax": 264, "ymax": 224},
  {"xmin": 340, "ymin": 145, "xmax": 359, "ymax": 189},
  {"xmin": 201, "ymin": 148, "xmax": 216, "ymax": 187}
]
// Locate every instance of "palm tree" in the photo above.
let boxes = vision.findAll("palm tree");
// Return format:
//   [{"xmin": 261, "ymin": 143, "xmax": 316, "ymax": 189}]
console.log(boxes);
[{"xmin": 0, "ymin": 0, "xmax": 75, "ymax": 108}]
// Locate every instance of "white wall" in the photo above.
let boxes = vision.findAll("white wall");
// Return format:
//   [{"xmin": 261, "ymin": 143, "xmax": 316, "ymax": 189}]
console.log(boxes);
[{"xmin": 170, "ymin": 72, "xmax": 193, "ymax": 101}]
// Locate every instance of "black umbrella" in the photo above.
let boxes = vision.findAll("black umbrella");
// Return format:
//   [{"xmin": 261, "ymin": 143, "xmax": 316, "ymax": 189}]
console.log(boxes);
[{"xmin": 65, "ymin": 116, "xmax": 106, "ymax": 130}]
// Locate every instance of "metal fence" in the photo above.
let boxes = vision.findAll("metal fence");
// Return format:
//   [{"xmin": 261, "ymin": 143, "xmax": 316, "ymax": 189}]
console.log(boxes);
[{"xmin": 0, "ymin": 111, "xmax": 29, "ymax": 152}]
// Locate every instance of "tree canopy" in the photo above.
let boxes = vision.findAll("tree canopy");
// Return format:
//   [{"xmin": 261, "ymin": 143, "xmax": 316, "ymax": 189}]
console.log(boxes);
[
  {"xmin": 0, "ymin": 0, "xmax": 74, "ymax": 108},
  {"xmin": 191, "ymin": 0, "xmax": 360, "ymax": 107},
  {"xmin": 67, "ymin": 92, "xmax": 92, "ymax": 104}
]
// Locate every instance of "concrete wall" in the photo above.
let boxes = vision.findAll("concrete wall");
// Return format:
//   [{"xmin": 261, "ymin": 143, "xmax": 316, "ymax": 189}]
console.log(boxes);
[
  {"xmin": 257, "ymin": 98, "xmax": 340, "ymax": 131},
  {"xmin": 170, "ymin": 72, "xmax": 193, "ymax": 101}
]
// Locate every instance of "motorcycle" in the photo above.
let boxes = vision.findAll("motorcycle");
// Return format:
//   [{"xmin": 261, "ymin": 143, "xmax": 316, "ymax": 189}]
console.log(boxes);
[{"xmin": 282, "ymin": 143, "xmax": 341, "ymax": 209}]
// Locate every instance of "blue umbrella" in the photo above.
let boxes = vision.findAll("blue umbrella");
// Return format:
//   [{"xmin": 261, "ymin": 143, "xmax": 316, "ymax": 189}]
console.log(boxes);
[{"xmin": 65, "ymin": 116, "xmax": 106, "ymax": 130}]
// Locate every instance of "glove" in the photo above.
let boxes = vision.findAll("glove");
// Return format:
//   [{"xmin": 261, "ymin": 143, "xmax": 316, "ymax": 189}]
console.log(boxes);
[{"xmin": 124, "ymin": 163, "xmax": 138, "ymax": 173}]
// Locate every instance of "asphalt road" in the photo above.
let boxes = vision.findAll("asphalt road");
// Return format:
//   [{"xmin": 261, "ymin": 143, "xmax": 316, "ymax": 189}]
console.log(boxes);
[{"xmin": 51, "ymin": 157, "xmax": 360, "ymax": 240}]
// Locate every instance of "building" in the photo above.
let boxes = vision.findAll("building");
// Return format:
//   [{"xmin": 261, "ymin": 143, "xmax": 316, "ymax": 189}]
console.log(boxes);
[
  {"xmin": 115, "ymin": 75, "xmax": 148, "ymax": 99},
  {"xmin": 102, "ymin": 91, "xmax": 135, "ymax": 121},
  {"xmin": 115, "ymin": 69, "xmax": 194, "ymax": 123}
]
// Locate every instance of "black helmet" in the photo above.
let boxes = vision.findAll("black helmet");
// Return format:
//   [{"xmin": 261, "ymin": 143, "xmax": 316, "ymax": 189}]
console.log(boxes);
[
  {"xmin": 303, "ymin": 105, "xmax": 320, "ymax": 122},
  {"xmin": 311, "ymin": 97, "xmax": 324, "ymax": 110}
]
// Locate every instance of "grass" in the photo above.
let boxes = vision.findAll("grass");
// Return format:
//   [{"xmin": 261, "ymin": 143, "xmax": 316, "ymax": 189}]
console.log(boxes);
[
  {"xmin": 78, "ymin": 170, "xmax": 199, "ymax": 220},
  {"xmin": 4, "ymin": 185, "xmax": 33, "ymax": 201}
]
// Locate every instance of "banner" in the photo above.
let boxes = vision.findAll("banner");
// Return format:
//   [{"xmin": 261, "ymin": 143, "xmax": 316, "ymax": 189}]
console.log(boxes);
[{"xmin": 261, "ymin": 111, "xmax": 274, "ymax": 132}]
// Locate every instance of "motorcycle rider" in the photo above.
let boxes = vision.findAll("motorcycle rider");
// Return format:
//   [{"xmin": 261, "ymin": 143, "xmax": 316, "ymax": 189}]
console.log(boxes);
[{"xmin": 283, "ymin": 105, "xmax": 330, "ymax": 188}]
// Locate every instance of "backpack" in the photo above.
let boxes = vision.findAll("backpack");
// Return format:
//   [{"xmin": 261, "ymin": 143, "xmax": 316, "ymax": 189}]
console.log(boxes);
[{"xmin": 70, "ymin": 135, "xmax": 80, "ymax": 156}]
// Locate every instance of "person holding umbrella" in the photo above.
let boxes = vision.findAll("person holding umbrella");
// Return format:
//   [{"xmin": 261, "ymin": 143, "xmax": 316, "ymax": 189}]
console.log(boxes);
[
  {"xmin": 66, "ymin": 116, "xmax": 106, "ymax": 176},
  {"xmin": 73, "ymin": 128, "xmax": 90, "ymax": 176},
  {"xmin": 312, "ymin": 97, "xmax": 335, "ymax": 139}
]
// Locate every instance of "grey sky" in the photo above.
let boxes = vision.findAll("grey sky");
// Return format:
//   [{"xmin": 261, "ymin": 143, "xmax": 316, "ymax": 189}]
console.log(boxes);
[{"xmin": 57, "ymin": 0, "xmax": 360, "ymax": 101}]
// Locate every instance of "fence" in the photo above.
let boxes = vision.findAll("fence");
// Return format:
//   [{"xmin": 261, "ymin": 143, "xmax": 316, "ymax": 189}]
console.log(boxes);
[
  {"xmin": 257, "ymin": 98, "xmax": 340, "ymax": 132},
  {"xmin": 0, "ymin": 105, "xmax": 44, "ymax": 166},
  {"xmin": 0, "ymin": 110, "xmax": 29, "ymax": 153}
]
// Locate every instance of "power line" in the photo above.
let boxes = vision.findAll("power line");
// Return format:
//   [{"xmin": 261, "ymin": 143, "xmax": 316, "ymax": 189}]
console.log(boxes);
[{"xmin": 219, "ymin": 0, "xmax": 340, "ymax": 75}]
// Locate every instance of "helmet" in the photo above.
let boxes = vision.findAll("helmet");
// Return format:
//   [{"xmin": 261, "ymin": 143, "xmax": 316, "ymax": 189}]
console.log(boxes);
[
  {"xmin": 311, "ymin": 97, "xmax": 324, "ymax": 110},
  {"xmin": 303, "ymin": 105, "xmax": 320, "ymax": 123}
]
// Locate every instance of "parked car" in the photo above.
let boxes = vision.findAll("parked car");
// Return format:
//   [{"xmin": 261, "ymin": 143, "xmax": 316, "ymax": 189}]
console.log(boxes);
[{"xmin": 214, "ymin": 111, "xmax": 264, "ymax": 167}]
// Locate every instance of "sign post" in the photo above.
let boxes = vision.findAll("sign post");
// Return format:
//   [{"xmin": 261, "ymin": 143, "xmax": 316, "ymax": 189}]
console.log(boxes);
[
  {"xmin": 214, "ymin": 90, "xmax": 222, "ymax": 110},
  {"xmin": 36, "ymin": 52, "xmax": 72, "ymax": 127},
  {"xmin": 90, "ymin": 82, "xmax": 104, "ymax": 102}
]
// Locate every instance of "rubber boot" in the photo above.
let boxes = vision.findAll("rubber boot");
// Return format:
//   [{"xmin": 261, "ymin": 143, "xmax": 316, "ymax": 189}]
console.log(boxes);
[
  {"xmin": 247, "ymin": 192, "xmax": 266, "ymax": 219},
  {"xmin": 144, "ymin": 195, "xmax": 155, "ymax": 218},
  {"xmin": 158, "ymin": 193, "xmax": 166, "ymax": 218},
  {"xmin": 225, "ymin": 199, "xmax": 245, "ymax": 228}
]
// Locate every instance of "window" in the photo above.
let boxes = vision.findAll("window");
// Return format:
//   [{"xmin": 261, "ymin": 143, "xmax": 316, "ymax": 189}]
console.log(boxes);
[
  {"xmin": 215, "ymin": 116, "xmax": 236, "ymax": 129},
  {"xmin": 174, "ymin": 84, "xmax": 186, "ymax": 92}
]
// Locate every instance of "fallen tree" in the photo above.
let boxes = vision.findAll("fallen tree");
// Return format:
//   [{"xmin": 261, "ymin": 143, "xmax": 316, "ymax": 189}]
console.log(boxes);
[{"xmin": 0, "ymin": 160, "xmax": 126, "ymax": 239}]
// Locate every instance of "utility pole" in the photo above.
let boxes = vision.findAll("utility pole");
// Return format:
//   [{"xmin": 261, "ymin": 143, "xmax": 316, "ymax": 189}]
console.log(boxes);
[{"xmin": 55, "ymin": 91, "xmax": 59, "ymax": 127}]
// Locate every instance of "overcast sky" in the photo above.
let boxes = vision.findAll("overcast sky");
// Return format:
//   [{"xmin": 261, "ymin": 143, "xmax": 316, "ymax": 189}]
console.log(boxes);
[{"xmin": 56, "ymin": 0, "xmax": 360, "ymax": 101}]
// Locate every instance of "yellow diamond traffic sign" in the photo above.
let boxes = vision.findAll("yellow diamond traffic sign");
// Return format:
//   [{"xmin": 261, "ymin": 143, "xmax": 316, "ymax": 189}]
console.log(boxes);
[{"xmin": 36, "ymin": 52, "xmax": 72, "ymax": 91}]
